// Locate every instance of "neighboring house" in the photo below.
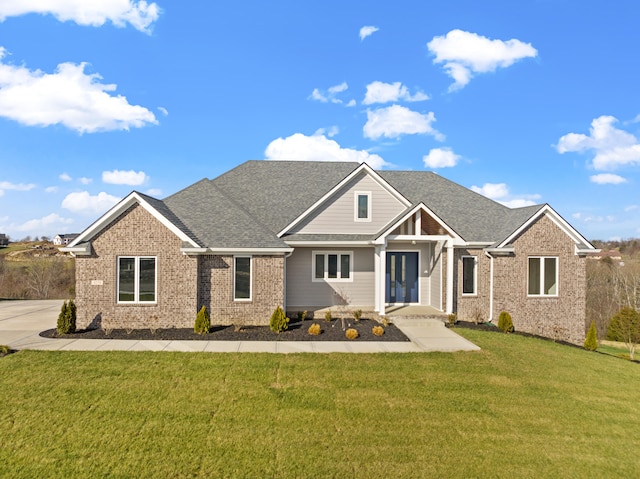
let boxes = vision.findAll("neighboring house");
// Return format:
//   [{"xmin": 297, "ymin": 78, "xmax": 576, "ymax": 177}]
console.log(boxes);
[
  {"xmin": 63, "ymin": 161, "xmax": 596, "ymax": 344},
  {"xmin": 0, "ymin": 233, "xmax": 8, "ymax": 247},
  {"xmin": 54, "ymin": 234, "xmax": 80, "ymax": 246}
]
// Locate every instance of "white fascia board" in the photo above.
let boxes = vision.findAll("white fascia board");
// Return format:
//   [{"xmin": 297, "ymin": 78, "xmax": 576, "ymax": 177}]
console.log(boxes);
[
  {"xmin": 484, "ymin": 247, "xmax": 515, "ymax": 256},
  {"xmin": 59, "ymin": 242, "xmax": 91, "ymax": 256},
  {"xmin": 276, "ymin": 162, "xmax": 411, "ymax": 237},
  {"xmin": 66, "ymin": 192, "xmax": 199, "ymax": 249},
  {"xmin": 497, "ymin": 204, "xmax": 596, "ymax": 252},
  {"xmin": 374, "ymin": 203, "xmax": 464, "ymax": 244},
  {"xmin": 284, "ymin": 241, "xmax": 372, "ymax": 247}
]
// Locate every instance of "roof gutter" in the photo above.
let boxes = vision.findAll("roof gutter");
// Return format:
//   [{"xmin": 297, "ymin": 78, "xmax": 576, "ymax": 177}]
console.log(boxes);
[
  {"xmin": 60, "ymin": 242, "xmax": 92, "ymax": 256},
  {"xmin": 182, "ymin": 247, "xmax": 294, "ymax": 255}
]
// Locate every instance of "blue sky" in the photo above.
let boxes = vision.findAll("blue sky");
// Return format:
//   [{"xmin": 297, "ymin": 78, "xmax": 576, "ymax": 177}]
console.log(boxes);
[{"xmin": 1, "ymin": 0, "xmax": 639, "ymax": 241}]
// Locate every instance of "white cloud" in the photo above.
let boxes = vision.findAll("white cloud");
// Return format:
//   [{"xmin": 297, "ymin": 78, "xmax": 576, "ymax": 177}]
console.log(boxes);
[
  {"xmin": 359, "ymin": 25, "xmax": 379, "ymax": 41},
  {"xmin": 309, "ymin": 82, "xmax": 349, "ymax": 104},
  {"xmin": 346, "ymin": 99, "xmax": 356, "ymax": 107},
  {"xmin": 571, "ymin": 212, "xmax": 615, "ymax": 224},
  {"xmin": 0, "ymin": 0, "xmax": 160, "ymax": 33},
  {"xmin": 590, "ymin": 173, "xmax": 627, "ymax": 185},
  {"xmin": 265, "ymin": 132, "xmax": 390, "ymax": 169},
  {"xmin": 471, "ymin": 182, "xmax": 540, "ymax": 208},
  {"xmin": 624, "ymin": 205, "xmax": 639, "ymax": 212},
  {"xmin": 102, "ymin": 169, "xmax": 148, "ymax": 185},
  {"xmin": 0, "ymin": 180, "xmax": 36, "ymax": 196},
  {"xmin": 0, "ymin": 47, "xmax": 157, "ymax": 133},
  {"xmin": 314, "ymin": 126, "xmax": 339, "ymax": 138},
  {"xmin": 15, "ymin": 213, "xmax": 73, "ymax": 233},
  {"xmin": 157, "ymin": 106, "xmax": 168, "ymax": 116},
  {"xmin": 79, "ymin": 177, "xmax": 93, "ymax": 185},
  {"xmin": 557, "ymin": 116, "xmax": 640, "ymax": 171},
  {"xmin": 423, "ymin": 147, "xmax": 461, "ymax": 168},
  {"xmin": 45, "ymin": 186, "xmax": 58, "ymax": 193},
  {"xmin": 427, "ymin": 29, "xmax": 538, "ymax": 91},
  {"xmin": 59, "ymin": 173, "xmax": 72, "ymax": 181},
  {"xmin": 363, "ymin": 105, "xmax": 444, "ymax": 141},
  {"xmin": 363, "ymin": 81, "xmax": 429, "ymax": 105},
  {"xmin": 62, "ymin": 191, "xmax": 120, "ymax": 214},
  {"xmin": 145, "ymin": 188, "xmax": 162, "ymax": 196}
]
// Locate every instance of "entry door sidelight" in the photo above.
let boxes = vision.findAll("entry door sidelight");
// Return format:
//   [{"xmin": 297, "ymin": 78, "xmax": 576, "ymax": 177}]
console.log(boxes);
[{"xmin": 385, "ymin": 252, "xmax": 418, "ymax": 303}]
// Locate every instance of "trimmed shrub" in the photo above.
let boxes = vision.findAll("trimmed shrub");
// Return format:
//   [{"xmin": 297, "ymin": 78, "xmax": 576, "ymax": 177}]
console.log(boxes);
[
  {"xmin": 584, "ymin": 320, "xmax": 598, "ymax": 351},
  {"xmin": 345, "ymin": 328, "xmax": 359, "ymax": 340},
  {"xmin": 497, "ymin": 311, "xmax": 514, "ymax": 333},
  {"xmin": 297, "ymin": 310, "xmax": 307, "ymax": 322},
  {"xmin": 372, "ymin": 326, "xmax": 384, "ymax": 336},
  {"xmin": 352, "ymin": 309, "xmax": 362, "ymax": 321},
  {"xmin": 0, "ymin": 345, "xmax": 10, "ymax": 357},
  {"xmin": 308, "ymin": 323, "xmax": 321, "ymax": 335},
  {"xmin": 447, "ymin": 313, "xmax": 457, "ymax": 326},
  {"xmin": 270, "ymin": 306, "xmax": 290, "ymax": 333},
  {"xmin": 56, "ymin": 300, "xmax": 76, "ymax": 335},
  {"xmin": 194, "ymin": 305, "xmax": 211, "ymax": 334},
  {"xmin": 324, "ymin": 311, "xmax": 332, "ymax": 322}
]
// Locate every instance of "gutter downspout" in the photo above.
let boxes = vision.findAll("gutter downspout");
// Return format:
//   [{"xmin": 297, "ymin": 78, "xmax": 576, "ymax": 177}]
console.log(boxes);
[{"xmin": 484, "ymin": 250, "xmax": 494, "ymax": 322}]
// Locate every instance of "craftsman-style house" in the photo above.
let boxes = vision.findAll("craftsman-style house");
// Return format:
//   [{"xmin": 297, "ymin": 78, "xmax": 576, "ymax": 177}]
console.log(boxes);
[{"xmin": 63, "ymin": 161, "xmax": 596, "ymax": 344}]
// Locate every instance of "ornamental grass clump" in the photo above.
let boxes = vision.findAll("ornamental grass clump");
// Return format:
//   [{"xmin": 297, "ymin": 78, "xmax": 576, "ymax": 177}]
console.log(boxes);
[
  {"xmin": 194, "ymin": 305, "xmax": 211, "ymax": 334},
  {"xmin": 372, "ymin": 325, "xmax": 384, "ymax": 337},
  {"xmin": 308, "ymin": 323, "xmax": 321, "ymax": 336},
  {"xmin": 352, "ymin": 309, "xmax": 362, "ymax": 321},
  {"xmin": 270, "ymin": 306, "xmax": 290, "ymax": 333},
  {"xmin": 584, "ymin": 320, "xmax": 598, "ymax": 351},
  {"xmin": 497, "ymin": 311, "xmax": 514, "ymax": 333},
  {"xmin": 56, "ymin": 299, "xmax": 76, "ymax": 335},
  {"xmin": 324, "ymin": 311, "xmax": 332, "ymax": 322},
  {"xmin": 345, "ymin": 328, "xmax": 359, "ymax": 340},
  {"xmin": 297, "ymin": 310, "xmax": 307, "ymax": 322}
]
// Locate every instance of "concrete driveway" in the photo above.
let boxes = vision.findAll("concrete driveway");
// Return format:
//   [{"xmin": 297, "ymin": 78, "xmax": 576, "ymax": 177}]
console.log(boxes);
[{"xmin": 0, "ymin": 300, "xmax": 479, "ymax": 353}]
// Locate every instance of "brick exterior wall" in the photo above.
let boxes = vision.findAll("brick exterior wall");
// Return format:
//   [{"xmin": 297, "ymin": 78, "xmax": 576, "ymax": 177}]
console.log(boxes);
[
  {"xmin": 454, "ymin": 214, "xmax": 587, "ymax": 345},
  {"xmin": 75, "ymin": 204, "xmax": 198, "ymax": 330},
  {"xmin": 75, "ymin": 203, "xmax": 286, "ymax": 330},
  {"xmin": 198, "ymin": 255, "xmax": 285, "ymax": 326}
]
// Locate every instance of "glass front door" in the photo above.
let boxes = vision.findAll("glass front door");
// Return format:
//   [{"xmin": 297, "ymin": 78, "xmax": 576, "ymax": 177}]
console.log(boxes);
[{"xmin": 385, "ymin": 252, "xmax": 418, "ymax": 303}]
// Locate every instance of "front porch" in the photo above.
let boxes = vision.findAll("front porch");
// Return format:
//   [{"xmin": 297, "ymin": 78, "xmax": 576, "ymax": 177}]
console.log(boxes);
[{"xmin": 385, "ymin": 304, "xmax": 447, "ymax": 320}]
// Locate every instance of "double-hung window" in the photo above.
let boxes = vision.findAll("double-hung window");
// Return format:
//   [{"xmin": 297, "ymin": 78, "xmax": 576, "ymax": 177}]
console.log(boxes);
[
  {"xmin": 462, "ymin": 256, "xmax": 477, "ymax": 295},
  {"xmin": 117, "ymin": 256, "xmax": 157, "ymax": 303},
  {"xmin": 234, "ymin": 256, "xmax": 252, "ymax": 300},
  {"xmin": 528, "ymin": 257, "xmax": 558, "ymax": 296},
  {"xmin": 354, "ymin": 191, "xmax": 371, "ymax": 222},
  {"xmin": 313, "ymin": 252, "xmax": 352, "ymax": 282}
]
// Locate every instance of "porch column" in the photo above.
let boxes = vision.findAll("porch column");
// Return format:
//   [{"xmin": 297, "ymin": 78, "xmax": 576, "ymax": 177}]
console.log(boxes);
[
  {"xmin": 379, "ymin": 244, "xmax": 386, "ymax": 316},
  {"xmin": 446, "ymin": 240, "xmax": 454, "ymax": 314},
  {"xmin": 374, "ymin": 246, "xmax": 380, "ymax": 312}
]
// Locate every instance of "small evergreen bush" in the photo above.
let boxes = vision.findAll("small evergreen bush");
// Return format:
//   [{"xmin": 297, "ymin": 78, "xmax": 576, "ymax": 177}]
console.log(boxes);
[
  {"xmin": 297, "ymin": 310, "xmax": 307, "ymax": 322},
  {"xmin": 584, "ymin": 320, "xmax": 598, "ymax": 351},
  {"xmin": 56, "ymin": 300, "xmax": 76, "ymax": 335},
  {"xmin": 194, "ymin": 305, "xmax": 211, "ymax": 334},
  {"xmin": 270, "ymin": 306, "xmax": 290, "ymax": 333},
  {"xmin": 372, "ymin": 326, "xmax": 384, "ymax": 336},
  {"xmin": 497, "ymin": 311, "xmax": 514, "ymax": 333},
  {"xmin": 324, "ymin": 311, "xmax": 332, "ymax": 322},
  {"xmin": 352, "ymin": 309, "xmax": 362, "ymax": 321},
  {"xmin": 308, "ymin": 323, "xmax": 321, "ymax": 335},
  {"xmin": 345, "ymin": 328, "xmax": 359, "ymax": 340}
]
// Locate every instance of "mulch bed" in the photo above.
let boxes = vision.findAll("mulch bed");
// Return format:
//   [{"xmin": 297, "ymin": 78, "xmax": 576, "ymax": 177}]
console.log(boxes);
[{"xmin": 40, "ymin": 318, "xmax": 410, "ymax": 342}]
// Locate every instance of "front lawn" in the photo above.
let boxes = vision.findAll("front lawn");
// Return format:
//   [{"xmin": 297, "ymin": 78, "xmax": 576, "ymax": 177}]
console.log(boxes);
[{"xmin": 1, "ymin": 330, "xmax": 638, "ymax": 477}]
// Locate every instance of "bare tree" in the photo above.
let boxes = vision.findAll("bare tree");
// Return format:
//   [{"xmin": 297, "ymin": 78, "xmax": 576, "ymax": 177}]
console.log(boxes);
[{"xmin": 25, "ymin": 257, "xmax": 61, "ymax": 299}]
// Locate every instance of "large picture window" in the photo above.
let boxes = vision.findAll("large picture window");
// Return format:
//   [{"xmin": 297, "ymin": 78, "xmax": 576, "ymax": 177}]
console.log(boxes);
[
  {"xmin": 118, "ymin": 257, "xmax": 156, "ymax": 303},
  {"xmin": 234, "ymin": 256, "xmax": 252, "ymax": 300},
  {"xmin": 313, "ymin": 251, "xmax": 352, "ymax": 282},
  {"xmin": 528, "ymin": 257, "xmax": 558, "ymax": 296},
  {"xmin": 462, "ymin": 256, "xmax": 477, "ymax": 295}
]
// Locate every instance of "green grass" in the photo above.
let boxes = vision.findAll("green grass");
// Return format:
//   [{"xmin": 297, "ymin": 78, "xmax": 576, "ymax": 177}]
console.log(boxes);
[{"xmin": 1, "ymin": 330, "xmax": 639, "ymax": 478}]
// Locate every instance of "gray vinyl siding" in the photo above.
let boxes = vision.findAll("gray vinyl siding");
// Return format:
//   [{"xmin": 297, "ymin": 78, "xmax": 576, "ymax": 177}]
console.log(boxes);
[
  {"xmin": 291, "ymin": 171, "xmax": 406, "ymax": 235},
  {"xmin": 286, "ymin": 247, "xmax": 375, "ymax": 309},
  {"xmin": 429, "ymin": 242, "xmax": 443, "ymax": 310}
]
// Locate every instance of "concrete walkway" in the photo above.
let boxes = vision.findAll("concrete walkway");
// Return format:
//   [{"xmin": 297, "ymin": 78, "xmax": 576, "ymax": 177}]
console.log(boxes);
[{"xmin": 0, "ymin": 300, "xmax": 479, "ymax": 353}]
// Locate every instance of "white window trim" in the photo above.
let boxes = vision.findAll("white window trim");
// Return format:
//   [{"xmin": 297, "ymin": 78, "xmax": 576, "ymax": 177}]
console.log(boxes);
[
  {"xmin": 116, "ymin": 256, "xmax": 157, "ymax": 304},
  {"xmin": 312, "ymin": 251, "xmax": 354, "ymax": 283},
  {"xmin": 354, "ymin": 191, "xmax": 372, "ymax": 222},
  {"xmin": 233, "ymin": 255, "xmax": 252, "ymax": 301},
  {"xmin": 527, "ymin": 256, "xmax": 559, "ymax": 297},
  {"xmin": 461, "ymin": 255, "xmax": 477, "ymax": 296}
]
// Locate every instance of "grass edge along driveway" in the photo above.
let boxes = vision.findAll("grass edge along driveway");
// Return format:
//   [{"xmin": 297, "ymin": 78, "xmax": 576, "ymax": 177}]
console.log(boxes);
[{"xmin": 1, "ymin": 329, "xmax": 638, "ymax": 478}]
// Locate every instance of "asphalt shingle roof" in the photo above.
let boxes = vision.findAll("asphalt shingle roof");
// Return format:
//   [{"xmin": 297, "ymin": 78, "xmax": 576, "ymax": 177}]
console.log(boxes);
[{"xmin": 155, "ymin": 160, "xmax": 555, "ymax": 249}]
